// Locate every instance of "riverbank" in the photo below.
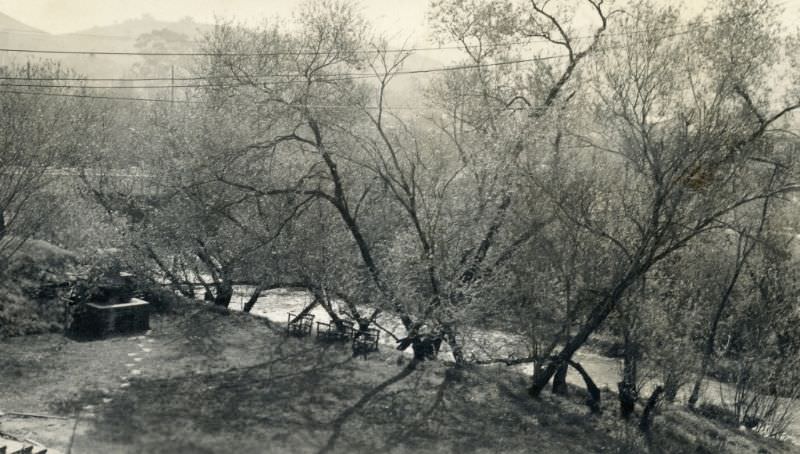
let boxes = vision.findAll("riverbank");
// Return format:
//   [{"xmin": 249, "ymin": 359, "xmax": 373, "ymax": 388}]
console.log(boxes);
[
  {"xmin": 228, "ymin": 286, "xmax": 800, "ymax": 444},
  {"xmin": 2, "ymin": 298, "xmax": 795, "ymax": 453}
]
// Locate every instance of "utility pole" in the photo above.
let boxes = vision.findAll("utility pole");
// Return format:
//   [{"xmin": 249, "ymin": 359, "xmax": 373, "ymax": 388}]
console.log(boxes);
[
  {"xmin": 171, "ymin": 65, "xmax": 175, "ymax": 105},
  {"xmin": 0, "ymin": 32, "xmax": 7, "ymax": 67}
]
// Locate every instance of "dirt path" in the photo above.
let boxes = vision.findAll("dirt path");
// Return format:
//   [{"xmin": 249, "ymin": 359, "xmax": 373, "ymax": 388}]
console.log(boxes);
[{"xmin": 0, "ymin": 304, "xmax": 280, "ymax": 454}]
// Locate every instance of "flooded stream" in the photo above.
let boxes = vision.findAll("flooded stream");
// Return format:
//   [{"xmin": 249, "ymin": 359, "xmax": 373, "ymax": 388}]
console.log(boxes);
[{"xmin": 218, "ymin": 286, "xmax": 799, "ymax": 444}]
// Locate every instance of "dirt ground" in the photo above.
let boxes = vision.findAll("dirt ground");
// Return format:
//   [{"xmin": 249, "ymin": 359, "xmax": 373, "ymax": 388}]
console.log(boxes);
[{"xmin": 1, "ymin": 300, "xmax": 797, "ymax": 454}]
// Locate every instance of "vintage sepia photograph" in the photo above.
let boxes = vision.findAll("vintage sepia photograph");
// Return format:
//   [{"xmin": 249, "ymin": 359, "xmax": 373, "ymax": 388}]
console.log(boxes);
[{"xmin": 1, "ymin": 0, "xmax": 800, "ymax": 452}]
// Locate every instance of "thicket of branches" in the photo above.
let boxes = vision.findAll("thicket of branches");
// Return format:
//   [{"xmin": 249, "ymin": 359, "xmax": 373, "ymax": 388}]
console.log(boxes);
[{"xmin": 7, "ymin": 0, "xmax": 800, "ymax": 441}]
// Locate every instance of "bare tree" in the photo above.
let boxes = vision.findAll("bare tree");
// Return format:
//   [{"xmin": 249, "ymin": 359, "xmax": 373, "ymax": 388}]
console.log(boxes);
[
  {"xmin": 527, "ymin": 0, "xmax": 800, "ymax": 397},
  {"xmin": 0, "ymin": 61, "xmax": 100, "ymax": 264}
]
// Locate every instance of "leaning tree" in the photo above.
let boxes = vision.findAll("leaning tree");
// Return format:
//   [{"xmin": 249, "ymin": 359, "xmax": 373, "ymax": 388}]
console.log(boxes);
[{"xmin": 525, "ymin": 0, "xmax": 800, "ymax": 397}]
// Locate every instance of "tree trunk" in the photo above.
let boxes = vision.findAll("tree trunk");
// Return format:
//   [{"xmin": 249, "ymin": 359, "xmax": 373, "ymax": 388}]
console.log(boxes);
[
  {"xmin": 140, "ymin": 244, "xmax": 194, "ymax": 298},
  {"xmin": 688, "ymin": 300, "xmax": 725, "ymax": 409},
  {"xmin": 409, "ymin": 336, "xmax": 443, "ymax": 361},
  {"xmin": 618, "ymin": 381, "xmax": 638, "ymax": 419},
  {"xmin": 441, "ymin": 323, "xmax": 465, "ymax": 365},
  {"xmin": 640, "ymin": 385, "xmax": 665, "ymax": 438},
  {"xmin": 290, "ymin": 297, "xmax": 320, "ymax": 325},
  {"xmin": 0, "ymin": 207, "xmax": 6, "ymax": 240},
  {"xmin": 552, "ymin": 361, "xmax": 569, "ymax": 395},
  {"xmin": 214, "ymin": 280, "xmax": 233, "ymax": 307},
  {"xmin": 307, "ymin": 119, "xmax": 412, "ymax": 332},
  {"xmin": 662, "ymin": 374, "xmax": 680, "ymax": 403},
  {"xmin": 312, "ymin": 286, "xmax": 348, "ymax": 332},
  {"xmin": 690, "ymin": 226, "xmax": 760, "ymax": 409},
  {"xmin": 568, "ymin": 360, "xmax": 602, "ymax": 414},
  {"xmin": 529, "ymin": 273, "xmax": 641, "ymax": 398},
  {"xmin": 243, "ymin": 284, "xmax": 265, "ymax": 313},
  {"xmin": 183, "ymin": 283, "xmax": 195, "ymax": 299},
  {"xmin": 529, "ymin": 293, "xmax": 616, "ymax": 397},
  {"xmin": 619, "ymin": 332, "xmax": 639, "ymax": 419}
]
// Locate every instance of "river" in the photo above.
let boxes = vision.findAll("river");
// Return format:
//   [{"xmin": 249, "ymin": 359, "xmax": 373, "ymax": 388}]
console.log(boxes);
[{"xmin": 221, "ymin": 286, "xmax": 800, "ymax": 444}]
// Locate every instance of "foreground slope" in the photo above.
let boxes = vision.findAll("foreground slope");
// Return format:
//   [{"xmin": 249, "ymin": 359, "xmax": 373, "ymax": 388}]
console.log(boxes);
[{"xmin": 0, "ymin": 302, "xmax": 796, "ymax": 454}]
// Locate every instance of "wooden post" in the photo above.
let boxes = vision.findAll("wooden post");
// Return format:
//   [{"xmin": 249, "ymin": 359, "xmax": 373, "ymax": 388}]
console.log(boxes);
[{"xmin": 171, "ymin": 65, "xmax": 175, "ymax": 105}]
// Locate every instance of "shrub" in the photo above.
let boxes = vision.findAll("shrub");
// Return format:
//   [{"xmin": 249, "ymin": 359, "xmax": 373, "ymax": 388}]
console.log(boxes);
[
  {"xmin": 138, "ymin": 285, "xmax": 182, "ymax": 313},
  {"xmin": 0, "ymin": 239, "xmax": 77, "ymax": 338}
]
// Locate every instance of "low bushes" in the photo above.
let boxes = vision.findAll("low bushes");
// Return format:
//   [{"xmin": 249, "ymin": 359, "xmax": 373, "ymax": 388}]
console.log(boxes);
[{"xmin": 0, "ymin": 239, "xmax": 77, "ymax": 338}]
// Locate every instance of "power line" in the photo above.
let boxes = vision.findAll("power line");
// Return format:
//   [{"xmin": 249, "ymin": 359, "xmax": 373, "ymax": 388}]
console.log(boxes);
[
  {"xmin": 0, "ymin": 54, "xmax": 564, "ymax": 85},
  {"xmin": 0, "ymin": 72, "xmax": 376, "ymax": 83},
  {"xmin": 0, "ymin": 89, "xmax": 194, "ymax": 103},
  {"xmin": 0, "ymin": 13, "xmax": 738, "ymax": 58},
  {"xmin": 0, "ymin": 15, "xmax": 740, "ymax": 85},
  {"xmin": 0, "ymin": 38, "xmax": 587, "ymax": 57},
  {"xmin": 0, "ymin": 73, "xmax": 375, "ymax": 82},
  {"xmin": 0, "ymin": 88, "xmax": 445, "ymax": 110},
  {"xmin": 0, "ymin": 24, "xmax": 723, "ymax": 96},
  {"xmin": 0, "ymin": 0, "xmax": 783, "ymax": 69},
  {"xmin": 0, "ymin": 75, "xmax": 203, "ymax": 82},
  {"xmin": 0, "ymin": 72, "xmax": 377, "ymax": 88},
  {"xmin": 0, "ymin": 10, "xmax": 777, "ymax": 101},
  {"xmin": 0, "ymin": 82, "xmax": 229, "ymax": 90},
  {"xmin": 0, "ymin": 54, "xmax": 569, "ymax": 90}
]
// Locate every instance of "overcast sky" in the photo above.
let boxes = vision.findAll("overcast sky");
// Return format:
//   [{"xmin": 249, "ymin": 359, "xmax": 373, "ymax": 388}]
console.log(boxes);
[
  {"xmin": 0, "ymin": 0, "xmax": 798, "ymax": 42},
  {"xmin": 0, "ymin": 0, "xmax": 431, "ymax": 39}
]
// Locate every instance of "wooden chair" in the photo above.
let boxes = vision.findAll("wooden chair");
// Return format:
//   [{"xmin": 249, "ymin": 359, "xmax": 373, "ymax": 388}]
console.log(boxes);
[
  {"xmin": 352, "ymin": 327, "xmax": 380, "ymax": 357},
  {"xmin": 316, "ymin": 319, "xmax": 355, "ymax": 341},
  {"xmin": 287, "ymin": 312, "xmax": 314, "ymax": 336}
]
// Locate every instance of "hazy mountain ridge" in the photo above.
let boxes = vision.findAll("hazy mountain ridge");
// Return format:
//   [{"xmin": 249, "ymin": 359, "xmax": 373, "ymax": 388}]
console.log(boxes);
[
  {"xmin": 0, "ymin": 13, "xmax": 213, "ymax": 77},
  {"xmin": 0, "ymin": 12, "xmax": 46, "ymax": 35},
  {"xmin": 0, "ymin": 13, "xmax": 212, "ymax": 52},
  {"xmin": 73, "ymin": 14, "xmax": 213, "ymax": 39},
  {"xmin": 0, "ymin": 11, "xmax": 441, "ymax": 106}
]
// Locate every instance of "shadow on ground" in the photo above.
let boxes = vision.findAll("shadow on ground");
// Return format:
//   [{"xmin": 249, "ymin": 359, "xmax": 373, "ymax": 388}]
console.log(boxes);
[
  {"xmin": 65, "ymin": 347, "xmax": 624, "ymax": 453},
  {"xmin": 3, "ymin": 303, "xmax": 797, "ymax": 454}
]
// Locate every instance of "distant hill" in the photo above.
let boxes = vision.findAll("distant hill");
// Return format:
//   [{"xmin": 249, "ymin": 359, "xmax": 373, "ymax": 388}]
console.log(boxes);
[
  {"xmin": 0, "ymin": 12, "xmax": 216, "ymax": 77},
  {"xmin": 0, "ymin": 11, "xmax": 447, "ymax": 96},
  {"xmin": 71, "ymin": 14, "xmax": 213, "ymax": 40},
  {"xmin": 0, "ymin": 12, "xmax": 46, "ymax": 35}
]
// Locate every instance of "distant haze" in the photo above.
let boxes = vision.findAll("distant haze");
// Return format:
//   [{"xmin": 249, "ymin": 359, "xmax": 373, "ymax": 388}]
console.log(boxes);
[
  {"xmin": 0, "ymin": 0, "xmax": 797, "ymax": 81},
  {"xmin": 1, "ymin": 1, "xmax": 799, "ymax": 45},
  {"xmin": 0, "ymin": 0, "xmax": 432, "ymax": 44}
]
